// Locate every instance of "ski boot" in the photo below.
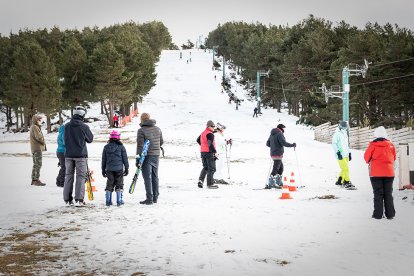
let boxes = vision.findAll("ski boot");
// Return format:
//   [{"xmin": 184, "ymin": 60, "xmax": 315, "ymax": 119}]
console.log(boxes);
[
  {"xmin": 343, "ymin": 181, "xmax": 357, "ymax": 190},
  {"xmin": 116, "ymin": 191, "xmax": 124, "ymax": 206},
  {"xmin": 267, "ymin": 175, "xmax": 277, "ymax": 189},
  {"xmin": 105, "ymin": 191, "xmax": 112, "ymax": 207},
  {"xmin": 197, "ymin": 180, "xmax": 203, "ymax": 188},
  {"xmin": 335, "ymin": 176, "xmax": 343, "ymax": 186},
  {"xmin": 275, "ymin": 174, "xmax": 283, "ymax": 188}
]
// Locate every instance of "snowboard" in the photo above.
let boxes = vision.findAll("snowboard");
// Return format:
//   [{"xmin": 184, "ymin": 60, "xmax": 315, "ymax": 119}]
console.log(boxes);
[{"xmin": 129, "ymin": 140, "xmax": 150, "ymax": 194}]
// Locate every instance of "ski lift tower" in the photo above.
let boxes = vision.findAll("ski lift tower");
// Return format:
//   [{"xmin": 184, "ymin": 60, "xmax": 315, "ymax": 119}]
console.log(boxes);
[
  {"xmin": 256, "ymin": 70, "xmax": 270, "ymax": 114},
  {"xmin": 342, "ymin": 59, "xmax": 369, "ymax": 123}
]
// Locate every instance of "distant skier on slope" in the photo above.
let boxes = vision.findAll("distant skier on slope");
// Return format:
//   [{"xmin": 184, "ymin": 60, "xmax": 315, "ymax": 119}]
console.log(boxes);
[
  {"xmin": 332, "ymin": 121, "xmax": 355, "ymax": 190},
  {"xmin": 265, "ymin": 124, "xmax": 296, "ymax": 189},
  {"xmin": 196, "ymin": 120, "xmax": 219, "ymax": 189}
]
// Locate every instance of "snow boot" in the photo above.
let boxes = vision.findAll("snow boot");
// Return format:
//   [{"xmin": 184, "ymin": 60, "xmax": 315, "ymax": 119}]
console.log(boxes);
[
  {"xmin": 31, "ymin": 180, "xmax": 46, "ymax": 186},
  {"xmin": 105, "ymin": 191, "xmax": 112, "ymax": 207},
  {"xmin": 207, "ymin": 184, "xmax": 219, "ymax": 189},
  {"xmin": 335, "ymin": 176, "xmax": 342, "ymax": 185},
  {"xmin": 197, "ymin": 180, "xmax": 203, "ymax": 188},
  {"xmin": 140, "ymin": 199, "xmax": 153, "ymax": 205},
  {"xmin": 116, "ymin": 191, "xmax": 124, "ymax": 206}
]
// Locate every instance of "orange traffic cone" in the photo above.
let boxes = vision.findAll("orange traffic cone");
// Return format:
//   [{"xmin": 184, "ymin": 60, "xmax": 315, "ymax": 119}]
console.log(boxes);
[
  {"xmin": 282, "ymin": 176, "xmax": 288, "ymax": 189},
  {"xmin": 289, "ymin": 172, "xmax": 297, "ymax": 192},
  {"xmin": 280, "ymin": 185, "xmax": 292, "ymax": 199}
]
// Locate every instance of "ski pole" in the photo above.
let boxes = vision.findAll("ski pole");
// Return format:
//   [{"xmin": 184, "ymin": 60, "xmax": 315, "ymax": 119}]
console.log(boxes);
[
  {"xmin": 265, "ymin": 158, "xmax": 273, "ymax": 187},
  {"xmin": 294, "ymin": 147, "xmax": 303, "ymax": 187},
  {"xmin": 225, "ymin": 143, "xmax": 230, "ymax": 179}
]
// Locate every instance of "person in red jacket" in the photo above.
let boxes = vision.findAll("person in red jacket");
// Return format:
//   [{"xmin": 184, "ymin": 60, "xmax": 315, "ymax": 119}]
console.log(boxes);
[
  {"xmin": 113, "ymin": 113, "xmax": 119, "ymax": 128},
  {"xmin": 196, "ymin": 120, "xmax": 219, "ymax": 189},
  {"xmin": 364, "ymin": 126, "xmax": 396, "ymax": 220}
]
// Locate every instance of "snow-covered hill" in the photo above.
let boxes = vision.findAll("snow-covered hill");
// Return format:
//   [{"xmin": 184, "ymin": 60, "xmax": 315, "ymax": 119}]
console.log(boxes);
[{"xmin": 0, "ymin": 49, "xmax": 413, "ymax": 275}]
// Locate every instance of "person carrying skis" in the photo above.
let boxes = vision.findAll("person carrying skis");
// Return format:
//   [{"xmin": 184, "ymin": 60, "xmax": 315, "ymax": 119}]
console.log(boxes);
[
  {"xmin": 30, "ymin": 114, "xmax": 46, "ymax": 186},
  {"xmin": 136, "ymin": 113, "xmax": 163, "ymax": 205},
  {"xmin": 213, "ymin": 123, "xmax": 230, "ymax": 184},
  {"xmin": 332, "ymin": 121, "xmax": 355, "ymax": 189},
  {"xmin": 364, "ymin": 126, "xmax": 396, "ymax": 219},
  {"xmin": 197, "ymin": 120, "xmax": 219, "ymax": 189},
  {"xmin": 266, "ymin": 124, "xmax": 296, "ymax": 189},
  {"xmin": 56, "ymin": 120, "xmax": 68, "ymax": 187},
  {"xmin": 63, "ymin": 106, "xmax": 94, "ymax": 206},
  {"xmin": 102, "ymin": 130, "xmax": 129, "ymax": 207}
]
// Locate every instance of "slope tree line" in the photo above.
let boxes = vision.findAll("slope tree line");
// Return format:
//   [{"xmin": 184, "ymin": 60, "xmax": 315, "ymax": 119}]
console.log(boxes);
[
  {"xmin": 0, "ymin": 21, "xmax": 174, "ymax": 132},
  {"xmin": 206, "ymin": 15, "xmax": 414, "ymax": 128}
]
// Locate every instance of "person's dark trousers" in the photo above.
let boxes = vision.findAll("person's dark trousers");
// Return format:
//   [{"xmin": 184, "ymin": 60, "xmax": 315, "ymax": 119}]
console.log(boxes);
[
  {"xmin": 199, "ymin": 152, "xmax": 216, "ymax": 186},
  {"xmin": 105, "ymin": 170, "xmax": 124, "ymax": 192},
  {"xmin": 271, "ymin": 159, "xmax": 284, "ymax": 176},
  {"xmin": 142, "ymin": 155, "xmax": 160, "ymax": 202},
  {"xmin": 371, "ymin": 177, "xmax": 395, "ymax": 219},
  {"xmin": 56, "ymin": 152, "xmax": 66, "ymax": 187},
  {"xmin": 114, "ymin": 121, "xmax": 119, "ymax": 128}
]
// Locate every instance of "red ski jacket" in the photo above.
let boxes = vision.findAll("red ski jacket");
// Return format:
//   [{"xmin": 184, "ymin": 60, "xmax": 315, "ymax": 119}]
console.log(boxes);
[
  {"xmin": 198, "ymin": 128, "xmax": 216, "ymax": 153},
  {"xmin": 364, "ymin": 139, "xmax": 396, "ymax": 177}
]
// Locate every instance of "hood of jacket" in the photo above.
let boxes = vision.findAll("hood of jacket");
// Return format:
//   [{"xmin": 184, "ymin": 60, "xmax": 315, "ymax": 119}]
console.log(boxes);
[
  {"xmin": 140, "ymin": 119, "xmax": 156, "ymax": 127},
  {"xmin": 70, "ymin": 115, "xmax": 84, "ymax": 127},
  {"xmin": 105, "ymin": 141, "xmax": 121, "ymax": 153},
  {"xmin": 371, "ymin": 138, "xmax": 391, "ymax": 147},
  {"xmin": 32, "ymin": 114, "xmax": 42, "ymax": 126}
]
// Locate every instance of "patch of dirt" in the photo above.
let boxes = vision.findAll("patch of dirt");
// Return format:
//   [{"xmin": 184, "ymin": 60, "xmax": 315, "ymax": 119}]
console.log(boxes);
[{"xmin": 312, "ymin": 195, "xmax": 338, "ymax": 200}]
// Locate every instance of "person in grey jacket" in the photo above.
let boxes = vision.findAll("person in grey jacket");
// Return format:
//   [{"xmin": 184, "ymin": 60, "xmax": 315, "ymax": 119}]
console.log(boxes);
[
  {"xmin": 266, "ymin": 124, "xmax": 296, "ymax": 188},
  {"xmin": 136, "ymin": 113, "xmax": 163, "ymax": 205},
  {"xmin": 102, "ymin": 130, "xmax": 129, "ymax": 207},
  {"xmin": 63, "ymin": 106, "xmax": 94, "ymax": 206}
]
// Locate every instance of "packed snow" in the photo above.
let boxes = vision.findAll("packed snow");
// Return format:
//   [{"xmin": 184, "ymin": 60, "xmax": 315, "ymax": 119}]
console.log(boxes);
[{"xmin": 0, "ymin": 49, "xmax": 413, "ymax": 275}]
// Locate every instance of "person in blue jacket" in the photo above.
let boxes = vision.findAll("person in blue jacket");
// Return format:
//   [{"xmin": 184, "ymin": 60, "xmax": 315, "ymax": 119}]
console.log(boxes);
[
  {"xmin": 56, "ymin": 122, "xmax": 66, "ymax": 187},
  {"xmin": 332, "ymin": 121, "xmax": 355, "ymax": 190}
]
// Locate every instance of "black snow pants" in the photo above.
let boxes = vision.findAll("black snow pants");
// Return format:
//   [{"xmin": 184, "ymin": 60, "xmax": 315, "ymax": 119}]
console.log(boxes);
[
  {"xmin": 105, "ymin": 170, "xmax": 124, "ymax": 192},
  {"xmin": 199, "ymin": 152, "xmax": 216, "ymax": 186},
  {"xmin": 370, "ymin": 177, "xmax": 395, "ymax": 219}
]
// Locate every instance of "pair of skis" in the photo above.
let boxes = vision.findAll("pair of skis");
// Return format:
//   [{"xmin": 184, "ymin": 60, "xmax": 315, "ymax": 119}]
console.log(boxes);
[{"xmin": 129, "ymin": 140, "xmax": 150, "ymax": 194}]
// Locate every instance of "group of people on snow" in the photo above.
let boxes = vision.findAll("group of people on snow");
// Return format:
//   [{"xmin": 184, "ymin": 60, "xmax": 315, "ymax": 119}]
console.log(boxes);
[{"xmin": 29, "ymin": 107, "xmax": 399, "ymax": 219}]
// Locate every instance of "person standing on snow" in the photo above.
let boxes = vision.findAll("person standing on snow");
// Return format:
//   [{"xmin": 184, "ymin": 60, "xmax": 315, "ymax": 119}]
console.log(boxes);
[
  {"xmin": 56, "ymin": 120, "xmax": 68, "ymax": 187},
  {"xmin": 113, "ymin": 113, "xmax": 119, "ymax": 128},
  {"xmin": 331, "ymin": 121, "xmax": 355, "ymax": 190},
  {"xmin": 102, "ymin": 130, "xmax": 129, "ymax": 207},
  {"xmin": 196, "ymin": 120, "xmax": 219, "ymax": 189},
  {"xmin": 265, "ymin": 124, "xmax": 296, "ymax": 189},
  {"xmin": 63, "ymin": 106, "xmax": 94, "ymax": 206},
  {"xmin": 30, "ymin": 114, "xmax": 47, "ymax": 186},
  {"xmin": 364, "ymin": 126, "xmax": 396, "ymax": 220},
  {"xmin": 136, "ymin": 113, "xmax": 163, "ymax": 205},
  {"xmin": 213, "ymin": 123, "xmax": 231, "ymax": 184},
  {"xmin": 253, "ymin": 107, "xmax": 258, "ymax": 117}
]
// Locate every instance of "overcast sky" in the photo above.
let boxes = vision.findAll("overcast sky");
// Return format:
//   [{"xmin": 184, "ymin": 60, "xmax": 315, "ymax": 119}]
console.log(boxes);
[{"xmin": 1, "ymin": 0, "xmax": 413, "ymax": 45}]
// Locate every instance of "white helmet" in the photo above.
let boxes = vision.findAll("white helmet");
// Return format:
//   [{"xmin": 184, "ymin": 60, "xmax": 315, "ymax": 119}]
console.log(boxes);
[{"xmin": 73, "ymin": 106, "xmax": 87, "ymax": 117}]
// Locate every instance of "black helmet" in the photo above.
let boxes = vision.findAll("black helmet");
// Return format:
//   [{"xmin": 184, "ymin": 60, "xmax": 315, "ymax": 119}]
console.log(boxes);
[{"xmin": 277, "ymin": 124, "xmax": 286, "ymax": 129}]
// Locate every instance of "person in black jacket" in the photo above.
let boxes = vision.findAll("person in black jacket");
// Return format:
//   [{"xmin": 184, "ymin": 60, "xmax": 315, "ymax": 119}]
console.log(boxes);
[
  {"xmin": 102, "ymin": 130, "xmax": 129, "ymax": 207},
  {"xmin": 136, "ymin": 113, "xmax": 163, "ymax": 205},
  {"xmin": 63, "ymin": 106, "xmax": 94, "ymax": 206},
  {"xmin": 265, "ymin": 124, "xmax": 296, "ymax": 188}
]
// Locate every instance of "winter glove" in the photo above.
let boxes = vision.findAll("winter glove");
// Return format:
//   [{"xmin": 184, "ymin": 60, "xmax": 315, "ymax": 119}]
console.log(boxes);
[
  {"xmin": 135, "ymin": 157, "xmax": 141, "ymax": 168},
  {"xmin": 226, "ymin": 138, "xmax": 233, "ymax": 145},
  {"xmin": 57, "ymin": 162, "xmax": 60, "ymax": 167},
  {"xmin": 292, "ymin": 143, "xmax": 297, "ymax": 148},
  {"xmin": 337, "ymin": 151, "xmax": 343, "ymax": 160},
  {"xmin": 348, "ymin": 152, "xmax": 352, "ymax": 161},
  {"xmin": 102, "ymin": 170, "xmax": 107, "ymax": 178},
  {"xmin": 123, "ymin": 169, "xmax": 129, "ymax": 176}
]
